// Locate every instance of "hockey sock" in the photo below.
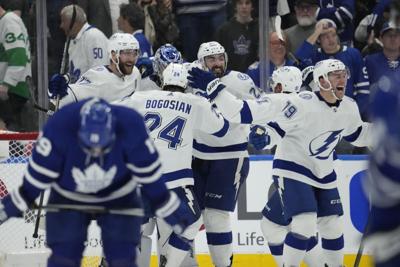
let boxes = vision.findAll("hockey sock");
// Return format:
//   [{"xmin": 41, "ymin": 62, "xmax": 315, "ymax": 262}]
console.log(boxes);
[
  {"xmin": 322, "ymin": 235, "xmax": 344, "ymax": 267},
  {"xmin": 304, "ymin": 236, "xmax": 322, "ymax": 267},
  {"xmin": 206, "ymin": 231, "xmax": 233, "ymax": 267},
  {"xmin": 268, "ymin": 243, "xmax": 284, "ymax": 266},
  {"xmin": 164, "ymin": 233, "xmax": 192, "ymax": 267},
  {"xmin": 282, "ymin": 232, "xmax": 309, "ymax": 266},
  {"xmin": 203, "ymin": 208, "xmax": 233, "ymax": 267}
]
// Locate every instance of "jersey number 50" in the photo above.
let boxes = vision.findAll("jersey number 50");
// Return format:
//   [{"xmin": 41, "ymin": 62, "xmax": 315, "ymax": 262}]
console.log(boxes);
[{"xmin": 144, "ymin": 112, "xmax": 186, "ymax": 150}]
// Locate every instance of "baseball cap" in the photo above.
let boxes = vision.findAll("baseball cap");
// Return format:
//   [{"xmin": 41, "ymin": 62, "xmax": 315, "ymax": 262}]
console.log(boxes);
[
  {"xmin": 295, "ymin": 0, "xmax": 319, "ymax": 6},
  {"xmin": 380, "ymin": 21, "xmax": 400, "ymax": 36}
]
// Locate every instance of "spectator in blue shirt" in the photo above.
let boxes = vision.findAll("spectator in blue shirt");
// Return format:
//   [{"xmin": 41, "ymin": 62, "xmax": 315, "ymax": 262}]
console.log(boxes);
[
  {"xmin": 118, "ymin": 2, "xmax": 153, "ymax": 57},
  {"xmin": 296, "ymin": 18, "xmax": 370, "ymax": 120}
]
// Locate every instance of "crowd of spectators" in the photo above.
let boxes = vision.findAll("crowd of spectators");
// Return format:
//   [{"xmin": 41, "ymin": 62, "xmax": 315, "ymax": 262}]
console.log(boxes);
[{"xmin": 0, "ymin": 0, "xmax": 398, "ymax": 155}]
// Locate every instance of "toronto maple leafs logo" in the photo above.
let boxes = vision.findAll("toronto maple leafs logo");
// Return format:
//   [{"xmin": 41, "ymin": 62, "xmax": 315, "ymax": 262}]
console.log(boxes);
[
  {"xmin": 72, "ymin": 163, "xmax": 117, "ymax": 193},
  {"xmin": 309, "ymin": 130, "xmax": 343, "ymax": 160},
  {"xmin": 69, "ymin": 60, "xmax": 81, "ymax": 83}
]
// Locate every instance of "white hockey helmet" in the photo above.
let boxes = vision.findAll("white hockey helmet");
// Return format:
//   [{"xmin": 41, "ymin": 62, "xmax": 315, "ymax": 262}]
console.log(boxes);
[
  {"xmin": 108, "ymin": 33, "xmax": 140, "ymax": 60},
  {"xmin": 313, "ymin": 59, "xmax": 347, "ymax": 90},
  {"xmin": 197, "ymin": 41, "xmax": 228, "ymax": 72},
  {"xmin": 162, "ymin": 63, "xmax": 188, "ymax": 90},
  {"xmin": 270, "ymin": 66, "xmax": 302, "ymax": 93}
]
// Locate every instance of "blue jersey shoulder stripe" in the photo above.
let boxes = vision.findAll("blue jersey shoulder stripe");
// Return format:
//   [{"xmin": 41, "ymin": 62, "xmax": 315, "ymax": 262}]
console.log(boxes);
[
  {"xmin": 240, "ymin": 101, "xmax": 253, "ymax": 124},
  {"xmin": 267, "ymin": 121, "xmax": 286, "ymax": 138}
]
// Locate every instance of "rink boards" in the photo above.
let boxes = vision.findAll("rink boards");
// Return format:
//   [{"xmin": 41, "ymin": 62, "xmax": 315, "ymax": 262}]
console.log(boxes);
[{"xmin": 0, "ymin": 155, "xmax": 373, "ymax": 266}]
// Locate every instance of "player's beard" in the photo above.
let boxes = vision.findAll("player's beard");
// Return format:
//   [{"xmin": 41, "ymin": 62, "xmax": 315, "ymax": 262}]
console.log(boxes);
[
  {"xmin": 297, "ymin": 16, "xmax": 317, "ymax": 27},
  {"xmin": 119, "ymin": 61, "xmax": 134, "ymax": 75},
  {"xmin": 211, "ymin": 66, "xmax": 225, "ymax": 78}
]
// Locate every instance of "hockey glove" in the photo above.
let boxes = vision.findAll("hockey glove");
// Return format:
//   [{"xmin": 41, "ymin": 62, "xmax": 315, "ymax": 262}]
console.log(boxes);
[
  {"xmin": 156, "ymin": 191, "xmax": 191, "ymax": 235},
  {"xmin": 249, "ymin": 125, "xmax": 270, "ymax": 150},
  {"xmin": 0, "ymin": 189, "xmax": 28, "ymax": 225},
  {"xmin": 48, "ymin": 74, "xmax": 69, "ymax": 100},
  {"xmin": 187, "ymin": 67, "xmax": 225, "ymax": 100},
  {"xmin": 136, "ymin": 57, "xmax": 154, "ymax": 79}
]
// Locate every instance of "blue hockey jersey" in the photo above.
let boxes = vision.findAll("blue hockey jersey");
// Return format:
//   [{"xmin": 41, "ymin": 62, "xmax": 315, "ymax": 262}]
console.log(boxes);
[
  {"xmin": 13, "ymin": 99, "xmax": 172, "ymax": 212},
  {"xmin": 363, "ymin": 69, "xmax": 400, "ymax": 265},
  {"xmin": 364, "ymin": 51, "xmax": 400, "ymax": 86}
]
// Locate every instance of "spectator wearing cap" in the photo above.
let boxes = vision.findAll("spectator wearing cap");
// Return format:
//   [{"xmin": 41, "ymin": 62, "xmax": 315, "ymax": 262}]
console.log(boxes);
[
  {"xmin": 284, "ymin": 0, "xmax": 319, "ymax": 54},
  {"xmin": 317, "ymin": 0, "xmax": 355, "ymax": 45},
  {"xmin": 296, "ymin": 18, "xmax": 370, "ymax": 120},
  {"xmin": 118, "ymin": 2, "xmax": 153, "ymax": 57},
  {"xmin": 365, "ymin": 21, "xmax": 400, "ymax": 88},
  {"xmin": 246, "ymin": 31, "xmax": 295, "ymax": 89},
  {"xmin": 215, "ymin": 0, "xmax": 259, "ymax": 72}
]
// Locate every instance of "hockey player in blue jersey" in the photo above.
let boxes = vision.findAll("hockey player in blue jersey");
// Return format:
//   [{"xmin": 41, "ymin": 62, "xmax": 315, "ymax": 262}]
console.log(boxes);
[
  {"xmin": 187, "ymin": 41, "xmax": 263, "ymax": 267},
  {"xmin": 363, "ymin": 3, "xmax": 400, "ymax": 266},
  {"xmin": 188, "ymin": 58, "xmax": 373, "ymax": 267},
  {"xmin": 117, "ymin": 63, "xmax": 229, "ymax": 267},
  {"xmin": 0, "ymin": 97, "xmax": 191, "ymax": 267}
]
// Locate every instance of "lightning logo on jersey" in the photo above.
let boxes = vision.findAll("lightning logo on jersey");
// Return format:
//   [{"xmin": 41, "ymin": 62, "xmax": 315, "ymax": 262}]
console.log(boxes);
[{"xmin": 309, "ymin": 130, "xmax": 343, "ymax": 160}]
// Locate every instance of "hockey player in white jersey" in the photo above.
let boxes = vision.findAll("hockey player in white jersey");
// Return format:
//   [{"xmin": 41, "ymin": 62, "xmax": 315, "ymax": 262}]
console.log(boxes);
[
  {"xmin": 188, "ymin": 59, "xmax": 373, "ymax": 267},
  {"xmin": 137, "ymin": 44, "xmax": 183, "ymax": 92},
  {"xmin": 59, "ymin": 5, "xmax": 109, "ymax": 82},
  {"xmin": 0, "ymin": 97, "xmax": 192, "ymax": 267},
  {"xmin": 249, "ymin": 66, "xmax": 321, "ymax": 267},
  {"xmin": 48, "ymin": 33, "xmax": 142, "ymax": 109},
  {"xmin": 187, "ymin": 41, "xmax": 263, "ymax": 267},
  {"xmin": 116, "ymin": 63, "xmax": 229, "ymax": 267}
]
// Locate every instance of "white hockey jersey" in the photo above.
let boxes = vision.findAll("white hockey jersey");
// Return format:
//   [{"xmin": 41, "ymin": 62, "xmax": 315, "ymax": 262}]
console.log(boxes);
[
  {"xmin": 115, "ymin": 90, "xmax": 228, "ymax": 189},
  {"xmin": 59, "ymin": 65, "xmax": 141, "ymax": 108},
  {"xmin": 188, "ymin": 67, "xmax": 263, "ymax": 160},
  {"xmin": 67, "ymin": 23, "xmax": 109, "ymax": 83},
  {"xmin": 213, "ymin": 90, "xmax": 372, "ymax": 189}
]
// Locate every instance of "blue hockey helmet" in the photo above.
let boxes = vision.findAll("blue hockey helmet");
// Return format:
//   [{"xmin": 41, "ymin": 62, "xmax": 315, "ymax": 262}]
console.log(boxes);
[
  {"xmin": 78, "ymin": 98, "xmax": 116, "ymax": 157},
  {"xmin": 153, "ymin": 44, "xmax": 183, "ymax": 77}
]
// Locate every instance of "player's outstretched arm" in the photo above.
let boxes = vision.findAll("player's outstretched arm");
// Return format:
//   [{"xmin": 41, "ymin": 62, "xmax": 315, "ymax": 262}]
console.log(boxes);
[{"xmin": 188, "ymin": 67, "xmax": 285, "ymax": 124}]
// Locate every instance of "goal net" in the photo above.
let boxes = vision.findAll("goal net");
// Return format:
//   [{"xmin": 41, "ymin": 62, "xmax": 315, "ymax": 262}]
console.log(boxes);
[{"xmin": 0, "ymin": 132, "xmax": 102, "ymax": 267}]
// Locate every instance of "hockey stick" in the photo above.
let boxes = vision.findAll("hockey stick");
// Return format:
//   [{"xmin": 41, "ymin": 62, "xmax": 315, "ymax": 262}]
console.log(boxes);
[
  {"xmin": 26, "ymin": 76, "xmax": 54, "ymax": 116},
  {"xmin": 353, "ymin": 211, "xmax": 372, "ymax": 267},
  {"xmin": 32, "ymin": 3, "xmax": 77, "ymax": 238},
  {"xmin": 33, "ymin": 203, "xmax": 145, "ymax": 217}
]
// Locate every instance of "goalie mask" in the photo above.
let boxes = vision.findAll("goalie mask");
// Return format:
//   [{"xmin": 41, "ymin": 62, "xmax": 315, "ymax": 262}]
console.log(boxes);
[
  {"xmin": 162, "ymin": 63, "xmax": 188, "ymax": 92},
  {"xmin": 154, "ymin": 44, "xmax": 183, "ymax": 79},
  {"xmin": 270, "ymin": 66, "xmax": 302, "ymax": 93},
  {"xmin": 313, "ymin": 59, "xmax": 349, "ymax": 100},
  {"xmin": 108, "ymin": 33, "xmax": 140, "ymax": 76},
  {"xmin": 78, "ymin": 98, "xmax": 116, "ymax": 157},
  {"xmin": 197, "ymin": 41, "xmax": 228, "ymax": 77}
]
